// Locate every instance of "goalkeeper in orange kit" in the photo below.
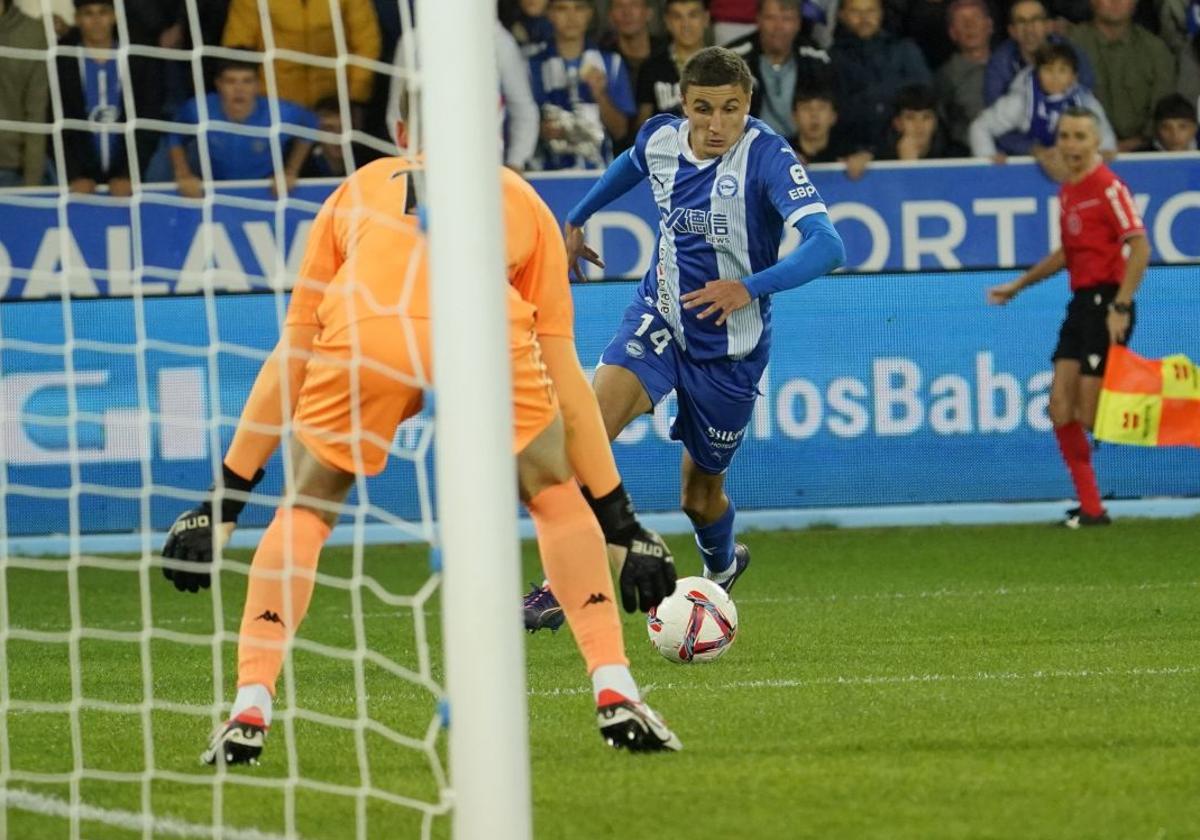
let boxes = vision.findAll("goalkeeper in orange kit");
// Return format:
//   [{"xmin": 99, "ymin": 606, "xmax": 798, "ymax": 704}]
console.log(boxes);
[{"xmin": 161, "ymin": 125, "xmax": 680, "ymax": 763}]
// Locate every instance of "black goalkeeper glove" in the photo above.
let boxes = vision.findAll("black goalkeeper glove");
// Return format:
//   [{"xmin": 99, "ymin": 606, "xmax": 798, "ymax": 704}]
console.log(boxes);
[
  {"xmin": 583, "ymin": 482, "xmax": 676, "ymax": 613},
  {"xmin": 162, "ymin": 464, "xmax": 264, "ymax": 593}
]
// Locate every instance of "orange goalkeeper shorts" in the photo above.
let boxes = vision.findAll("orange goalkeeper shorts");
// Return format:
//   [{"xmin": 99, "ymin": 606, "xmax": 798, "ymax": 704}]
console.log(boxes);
[{"xmin": 293, "ymin": 312, "xmax": 558, "ymax": 476}]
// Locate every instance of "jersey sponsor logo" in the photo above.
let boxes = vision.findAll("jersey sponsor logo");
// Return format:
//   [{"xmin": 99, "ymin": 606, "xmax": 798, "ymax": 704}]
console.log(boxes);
[
  {"xmin": 660, "ymin": 207, "xmax": 730, "ymax": 245},
  {"xmin": 625, "ymin": 338, "xmax": 647, "ymax": 359},
  {"xmin": 715, "ymin": 174, "xmax": 739, "ymax": 198}
]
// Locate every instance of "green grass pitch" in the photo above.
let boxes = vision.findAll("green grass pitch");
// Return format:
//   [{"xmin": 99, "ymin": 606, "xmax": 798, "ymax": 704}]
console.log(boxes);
[{"xmin": 3, "ymin": 518, "xmax": 1198, "ymax": 839}]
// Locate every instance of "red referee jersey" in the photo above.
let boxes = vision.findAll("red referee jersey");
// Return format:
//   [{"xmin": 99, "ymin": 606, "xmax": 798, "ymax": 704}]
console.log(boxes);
[{"xmin": 1059, "ymin": 161, "xmax": 1145, "ymax": 291}]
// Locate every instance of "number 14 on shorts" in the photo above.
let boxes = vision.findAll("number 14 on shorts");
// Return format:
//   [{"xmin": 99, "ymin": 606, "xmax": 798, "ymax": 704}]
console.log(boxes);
[{"xmin": 634, "ymin": 313, "xmax": 672, "ymax": 355}]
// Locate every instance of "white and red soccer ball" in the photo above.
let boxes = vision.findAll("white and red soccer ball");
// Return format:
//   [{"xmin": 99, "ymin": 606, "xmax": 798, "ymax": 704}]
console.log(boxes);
[{"xmin": 646, "ymin": 576, "xmax": 738, "ymax": 663}]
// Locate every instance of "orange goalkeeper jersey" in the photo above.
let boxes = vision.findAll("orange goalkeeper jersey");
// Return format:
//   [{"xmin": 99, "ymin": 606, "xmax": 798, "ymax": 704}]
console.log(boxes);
[{"xmin": 285, "ymin": 160, "xmax": 573, "ymax": 336}]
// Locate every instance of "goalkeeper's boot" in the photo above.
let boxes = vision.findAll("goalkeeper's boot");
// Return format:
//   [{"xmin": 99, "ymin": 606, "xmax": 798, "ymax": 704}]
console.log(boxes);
[
  {"xmin": 522, "ymin": 583, "xmax": 564, "ymax": 633},
  {"xmin": 596, "ymin": 690, "xmax": 682, "ymax": 752},
  {"xmin": 715, "ymin": 543, "xmax": 751, "ymax": 594},
  {"xmin": 201, "ymin": 709, "xmax": 267, "ymax": 766}
]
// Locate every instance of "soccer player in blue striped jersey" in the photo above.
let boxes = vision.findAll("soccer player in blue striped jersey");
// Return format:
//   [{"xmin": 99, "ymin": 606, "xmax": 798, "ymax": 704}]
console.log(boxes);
[{"xmin": 565, "ymin": 46, "xmax": 844, "ymax": 590}]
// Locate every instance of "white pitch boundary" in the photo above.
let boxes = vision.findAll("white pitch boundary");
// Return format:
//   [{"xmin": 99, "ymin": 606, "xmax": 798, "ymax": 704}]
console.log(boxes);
[
  {"xmin": 529, "ymin": 664, "xmax": 1200, "ymax": 698},
  {"xmin": 7, "ymin": 498, "xmax": 1200, "ymax": 557},
  {"xmin": 1, "ymin": 788, "xmax": 300, "ymax": 840}
]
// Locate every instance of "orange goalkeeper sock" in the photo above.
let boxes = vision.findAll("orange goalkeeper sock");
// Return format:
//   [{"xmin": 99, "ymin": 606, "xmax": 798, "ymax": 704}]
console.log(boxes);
[
  {"xmin": 237, "ymin": 507, "xmax": 330, "ymax": 695},
  {"xmin": 527, "ymin": 480, "xmax": 627, "ymax": 672}
]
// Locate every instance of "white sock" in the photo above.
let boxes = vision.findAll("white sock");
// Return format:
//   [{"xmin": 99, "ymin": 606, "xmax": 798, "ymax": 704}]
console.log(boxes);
[
  {"xmin": 704, "ymin": 563, "xmax": 736, "ymax": 586},
  {"xmin": 230, "ymin": 683, "xmax": 274, "ymax": 727},
  {"xmin": 591, "ymin": 665, "xmax": 640, "ymax": 704}
]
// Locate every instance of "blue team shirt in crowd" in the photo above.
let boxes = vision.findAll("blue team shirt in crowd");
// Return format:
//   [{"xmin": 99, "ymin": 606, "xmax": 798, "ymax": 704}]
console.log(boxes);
[
  {"xmin": 168, "ymin": 93, "xmax": 317, "ymax": 181},
  {"xmin": 80, "ymin": 54, "xmax": 125, "ymax": 176},
  {"xmin": 629, "ymin": 113, "xmax": 828, "ymax": 361},
  {"xmin": 529, "ymin": 45, "xmax": 635, "ymax": 170}
]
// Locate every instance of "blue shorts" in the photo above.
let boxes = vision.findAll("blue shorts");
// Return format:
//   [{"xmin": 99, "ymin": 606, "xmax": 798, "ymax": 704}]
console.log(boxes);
[{"xmin": 599, "ymin": 299, "xmax": 765, "ymax": 474}]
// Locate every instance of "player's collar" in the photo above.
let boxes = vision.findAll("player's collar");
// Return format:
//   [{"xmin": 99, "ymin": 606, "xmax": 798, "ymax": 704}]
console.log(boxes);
[{"xmin": 677, "ymin": 116, "xmax": 752, "ymax": 167}]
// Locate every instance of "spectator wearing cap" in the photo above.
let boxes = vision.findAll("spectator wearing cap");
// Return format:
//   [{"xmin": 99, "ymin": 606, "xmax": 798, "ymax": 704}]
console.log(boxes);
[
  {"xmin": 0, "ymin": 0, "xmax": 49, "ymax": 187},
  {"xmin": 56, "ymin": 0, "xmax": 164, "ymax": 195},
  {"xmin": 1149, "ymin": 92, "xmax": 1198, "ymax": 150},
  {"xmin": 1069, "ymin": 0, "xmax": 1176, "ymax": 152},
  {"xmin": 634, "ymin": 0, "xmax": 709, "ymax": 129},
  {"xmin": 162, "ymin": 55, "xmax": 316, "ymax": 197},
  {"xmin": 830, "ymin": 0, "xmax": 931, "ymax": 152},
  {"xmin": 222, "ymin": 0, "xmax": 380, "ymax": 121},
  {"xmin": 529, "ymin": 0, "xmax": 636, "ymax": 169},
  {"xmin": 934, "ymin": 0, "xmax": 992, "ymax": 151},
  {"xmin": 726, "ymin": 0, "xmax": 835, "ymax": 138}
]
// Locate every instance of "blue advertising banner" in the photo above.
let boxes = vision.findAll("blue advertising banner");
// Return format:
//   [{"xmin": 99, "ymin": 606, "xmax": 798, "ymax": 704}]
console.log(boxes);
[
  {"xmin": 3, "ymin": 267, "xmax": 1198, "ymax": 537},
  {"xmin": 0, "ymin": 157, "xmax": 1197, "ymax": 301}
]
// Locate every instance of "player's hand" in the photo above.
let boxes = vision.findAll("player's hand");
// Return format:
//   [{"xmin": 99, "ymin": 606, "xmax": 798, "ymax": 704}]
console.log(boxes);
[
  {"xmin": 177, "ymin": 175, "xmax": 204, "ymax": 199},
  {"xmin": 564, "ymin": 222, "xmax": 604, "ymax": 282},
  {"xmin": 161, "ymin": 507, "xmax": 236, "ymax": 592},
  {"xmin": 987, "ymin": 281, "xmax": 1020, "ymax": 305},
  {"xmin": 681, "ymin": 279, "xmax": 752, "ymax": 326},
  {"xmin": 271, "ymin": 173, "xmax": 299, "ymax": 198},
  {"xmin": 612, "ymin": 527, "xmax": 677, "ymax": 613},
  {"xmin": 161, "ymin": 465, "xmax": 263, "ymax": 593},
  {"xmin": 69, "ymin": 177, "xmax": 97, "ymax": 194},
  {"xmin": 580, "ymin": 66, "xmax": 608, "ymax": 100},
  {"xmin": 1106, "ymin": 309, "xmax": 1131, "ymax": 344},
  {"xmin": 843, "ymin": 151, "xmax": 872, "ymax": 180}
]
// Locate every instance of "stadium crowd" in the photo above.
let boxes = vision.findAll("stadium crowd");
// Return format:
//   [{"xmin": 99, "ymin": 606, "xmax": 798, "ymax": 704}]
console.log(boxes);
[{"xmin": 0, "ymin": 0, "xmax": 1196, "ymax": 192}]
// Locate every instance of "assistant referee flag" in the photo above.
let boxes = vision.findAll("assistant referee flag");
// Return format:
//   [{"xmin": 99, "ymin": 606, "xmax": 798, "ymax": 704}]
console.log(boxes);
[{"xmin": 1094, "ymin": 346, "xmax": 1200, "ymax": 447}]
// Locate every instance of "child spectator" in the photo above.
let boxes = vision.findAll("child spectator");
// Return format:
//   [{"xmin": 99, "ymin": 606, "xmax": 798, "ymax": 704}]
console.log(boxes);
[
  {"xmin": 165, "ymin": 55, "xmax": 316, "ymax": 197},
  {"xmin": 1150, "ymin": 93, "xmax": 1198, "ymax": 150},
  {"xmin": 877, "ymin": 84, "xmax": 963, "ymax": 160},
  {"xmin": 790, "ymin": 86, "xmax": 845, "ymax": 162},
  {"xmin": 970, "ymin": 42, "xmax": 1115, "ymax": 176},
  {"xmin": 57, "ymin": 0, "xmax": 163, "ymax": 195},
  {"xmin": 529, "ymin": 0, "xmax": 636, "ymax": 170}
]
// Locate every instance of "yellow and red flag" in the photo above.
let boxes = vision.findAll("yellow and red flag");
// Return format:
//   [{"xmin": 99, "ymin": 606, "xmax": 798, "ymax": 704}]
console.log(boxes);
[{"xmin": 1094, "ymin": 346, "xmax": 1200, "ymax": 447}]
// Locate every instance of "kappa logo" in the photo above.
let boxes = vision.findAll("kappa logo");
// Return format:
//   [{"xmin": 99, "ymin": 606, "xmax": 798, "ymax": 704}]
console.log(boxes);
[
  {"xmin": 255, "ymin": 610, "xmax": 285, "ymax": 627},
  {"xmin": 715, "ymin": 174, "xmax": 739, "ymax": 198},
  {"xmin": 582, "ymin": 592, "xmax": 610, "ymax": 607}
]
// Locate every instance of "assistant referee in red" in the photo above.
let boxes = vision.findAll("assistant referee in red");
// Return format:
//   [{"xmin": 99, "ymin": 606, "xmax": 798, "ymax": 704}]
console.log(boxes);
[{"xmin": 987, "ymin": 107, "xmax": 1150, "ymax": 528}]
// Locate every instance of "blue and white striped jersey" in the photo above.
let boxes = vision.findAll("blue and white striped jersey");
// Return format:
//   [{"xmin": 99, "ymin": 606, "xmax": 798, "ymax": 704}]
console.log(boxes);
[{"xmin": 630, "ymin": 113, "xmax": 828, "ymax": 361}]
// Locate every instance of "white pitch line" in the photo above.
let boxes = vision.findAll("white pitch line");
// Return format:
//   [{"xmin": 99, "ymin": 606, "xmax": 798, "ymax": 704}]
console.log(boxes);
[
  {"xmin": 2, "ymin": 788, "xmax": 300, "ymax": 840},
  {"xmin": 529, "ymin": 665, "xmax": 1200, "ymax": 698}
]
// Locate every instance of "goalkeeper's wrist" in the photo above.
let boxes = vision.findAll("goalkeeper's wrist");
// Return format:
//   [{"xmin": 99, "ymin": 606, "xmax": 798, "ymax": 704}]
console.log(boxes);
[
  {"xmin": 582, "ymin": 482, "xmax": 639, "ymax": 544},
  {"xmin": 210, "ymin": 463, "xmax": 265, "ymax": 523}
]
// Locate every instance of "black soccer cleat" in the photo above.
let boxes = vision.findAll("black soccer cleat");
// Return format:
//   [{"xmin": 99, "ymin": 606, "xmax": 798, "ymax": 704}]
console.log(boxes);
[
  {"xmin": 718, "ymin": 543, "xmax": 751, "ymax": 593},
  {"xmin": 1061, "ymin": 508, "xmax": 1112, "ymax": 529},
  {"xmin": 596, "ymin": 691, "xmax": 682, "ymax": 753},
  {"xmin": 522, "ymin": 583, "xmax": 565, "ymax": 633},
  {"xmin": 201, "ymin": 710, "xmax": 267, "ymax": 766}
]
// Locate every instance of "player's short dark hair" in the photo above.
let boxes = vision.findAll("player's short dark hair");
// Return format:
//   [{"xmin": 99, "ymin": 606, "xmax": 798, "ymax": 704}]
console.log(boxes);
[
  {"xmin": 793, "ymin": 85, "xmax": 836, "ymax": 107},
  {"xmin": 1033, "ymin": 41, "xmax": 1077, "ymax": 72},
  {"xmin": 679, "ymin": 47, "xmax": 754, "ymax": 96},
  {"xmin": 1059, "ymin": 105, "xmax": 1099, "ymax": 127},
  {"xmin": 1153, "ymin": 93, "xmax": 1197, "ymax": 124},
  {"xmin": 214, "ymin": 49, "xmax": 260, "ymax": 78},
  {"xmin": 892, "ymin": 84, "xmax": 937, "ymax": 116}
]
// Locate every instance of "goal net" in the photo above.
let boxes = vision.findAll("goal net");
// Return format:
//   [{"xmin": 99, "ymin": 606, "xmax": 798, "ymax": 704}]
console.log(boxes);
[{"xmin": 0, "ymin": 1, "xmax": 527, "ymax": 838}]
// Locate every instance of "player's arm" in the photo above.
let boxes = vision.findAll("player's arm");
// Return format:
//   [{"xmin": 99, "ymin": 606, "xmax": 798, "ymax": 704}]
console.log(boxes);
[
  {"xmin": 507, "ymin": 172, "xmax": 675, "ymax": 610},
  {"xmin": 563, "ymin": 148, "xmax": 646, "ymax": 281},
  {"xmin": 1107, "ymin": 181, "xmax": 1148, "ymax": 343},
  {"xmin": 987, "ymin": 248, "xmax": 1065, "ymax": 304},
  {"xmin": 162, "ymin": 186, "xmax": 345, "ymax": 591}
]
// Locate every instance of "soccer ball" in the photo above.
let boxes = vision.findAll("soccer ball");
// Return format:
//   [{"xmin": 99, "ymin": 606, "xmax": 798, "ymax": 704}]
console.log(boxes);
[{"xmin": 646, "ymin": 576, "xmax": 738, "ymax": 664}]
